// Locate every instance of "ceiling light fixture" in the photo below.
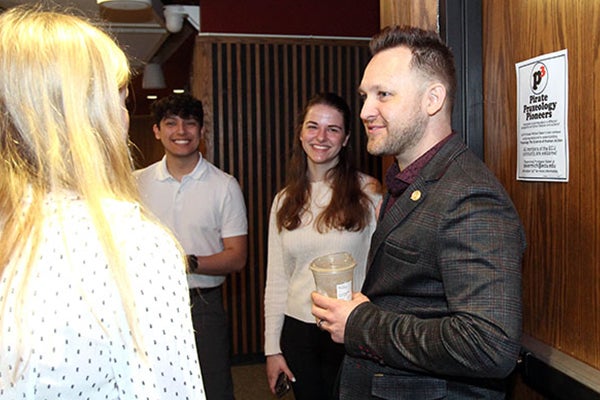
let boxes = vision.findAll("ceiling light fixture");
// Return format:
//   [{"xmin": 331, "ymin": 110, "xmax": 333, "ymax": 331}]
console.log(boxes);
[
  {"xmin": 142, "ymin": 63, "xmax": 166, "ymax": 89},
  {"xmin": 97, "ymin": 0, "xmax": 151, "ymax": 11},
  {"xmin": 163, "ymin": 5, "xmax": 200, "ymax": 33}
]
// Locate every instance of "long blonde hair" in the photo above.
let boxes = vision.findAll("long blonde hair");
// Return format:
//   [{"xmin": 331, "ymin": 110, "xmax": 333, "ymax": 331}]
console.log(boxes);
[{"xmin": 0, "ymin": 5, "xmax": 145, "ymax": 366}]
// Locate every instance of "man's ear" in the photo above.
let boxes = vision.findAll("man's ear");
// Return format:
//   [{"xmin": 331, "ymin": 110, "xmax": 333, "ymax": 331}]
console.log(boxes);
[
  {"xmin": 424, "ymin": 83, "xmax": 447, "ymax": 116},
  {"xmin": 152, "ymin": 124, "xmax": 160, "ymax": 140}
]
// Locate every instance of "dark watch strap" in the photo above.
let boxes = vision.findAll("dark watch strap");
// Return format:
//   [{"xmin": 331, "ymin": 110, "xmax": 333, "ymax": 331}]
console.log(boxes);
[{"xmin": 186, "ymin": 254, "xmax": 198, "ymax": 272}]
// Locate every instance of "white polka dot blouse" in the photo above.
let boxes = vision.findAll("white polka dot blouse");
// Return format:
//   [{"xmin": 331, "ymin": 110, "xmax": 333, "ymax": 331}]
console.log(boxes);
[{"xmin": 0, "ymin": 193, "xmax": 206, "ymax": 399}]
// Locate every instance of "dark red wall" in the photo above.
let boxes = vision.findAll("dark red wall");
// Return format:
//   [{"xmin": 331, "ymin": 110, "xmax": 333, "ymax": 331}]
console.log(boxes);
[
  {"xmin": 132, "ymin": 0, "xmax": 379, "ymax": 115},
  {"xmin": 199, "ymin": 0, "xmax": 380, "ymax": 37}
]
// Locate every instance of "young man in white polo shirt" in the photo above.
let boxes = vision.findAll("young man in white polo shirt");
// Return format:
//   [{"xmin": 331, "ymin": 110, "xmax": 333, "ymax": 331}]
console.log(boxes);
[{"xmin": 135, "ymin": 93, "xmax": 248, "ymax": 400}]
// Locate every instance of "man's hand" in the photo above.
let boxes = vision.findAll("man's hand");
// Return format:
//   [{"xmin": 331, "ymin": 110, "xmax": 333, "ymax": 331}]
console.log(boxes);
[{"xmin": 311, "ymin": 291, "xmax": 370, "ymax": 343}]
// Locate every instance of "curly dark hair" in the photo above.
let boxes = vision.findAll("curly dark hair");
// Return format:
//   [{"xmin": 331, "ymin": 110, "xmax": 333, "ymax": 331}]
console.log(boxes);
[{"xmin": 150, "ymin": 93, "xmax": 204, "ymax": 126}]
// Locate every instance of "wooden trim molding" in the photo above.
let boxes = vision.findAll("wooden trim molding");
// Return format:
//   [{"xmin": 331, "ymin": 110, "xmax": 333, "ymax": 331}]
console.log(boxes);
[{"xmin": 520, "ymin": 334, "xmax": 600, "ymax": 399}]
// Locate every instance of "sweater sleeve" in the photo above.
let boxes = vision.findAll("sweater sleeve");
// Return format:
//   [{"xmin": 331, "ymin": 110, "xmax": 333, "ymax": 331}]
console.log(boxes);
[{"xmin": 263, "ymin": 193, "xmax": 289, "ymax": 355}]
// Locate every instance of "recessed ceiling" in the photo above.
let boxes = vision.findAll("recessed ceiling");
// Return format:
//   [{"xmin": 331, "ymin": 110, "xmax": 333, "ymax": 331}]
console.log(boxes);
[
  {"xmin": 0, "ymin": 0, "xmax": 198, "ymax": 115},
  {"xmin": 0, "ymin": 0, "xmax": 169, "ymax": 71}
]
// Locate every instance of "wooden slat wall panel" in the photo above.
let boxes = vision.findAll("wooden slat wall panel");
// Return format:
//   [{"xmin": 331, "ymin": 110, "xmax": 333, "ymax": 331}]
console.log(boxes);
[{"xmin": 192, "ymin": 35, "xmax": 380, "ymax": 361}]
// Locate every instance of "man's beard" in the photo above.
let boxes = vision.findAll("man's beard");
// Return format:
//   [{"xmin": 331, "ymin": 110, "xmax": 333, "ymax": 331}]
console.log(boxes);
[{"xmin": 367, "ymin": 111, "xmax": 427, "ymax": 157}]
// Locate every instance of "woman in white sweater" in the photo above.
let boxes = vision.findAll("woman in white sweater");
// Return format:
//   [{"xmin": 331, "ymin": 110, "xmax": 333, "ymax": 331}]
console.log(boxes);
[{"xmin": 264, "ymin": 92, "xmax": 381, "ymax": 399}]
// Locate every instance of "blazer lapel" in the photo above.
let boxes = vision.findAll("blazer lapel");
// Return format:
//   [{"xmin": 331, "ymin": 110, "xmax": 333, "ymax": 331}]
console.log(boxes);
[{"xmin": 366, "ymin": 135, "xmax": 468, "ymax": 270}]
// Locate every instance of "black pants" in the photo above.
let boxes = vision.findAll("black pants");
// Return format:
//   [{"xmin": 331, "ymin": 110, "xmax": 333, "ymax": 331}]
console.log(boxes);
[
  {"xmin": 281, "ymin": 315, "xmax": 345, "ymax": 400},
  {"xmin": 190, "ymin": 287, "xmax": 234, "ymax": 400}
]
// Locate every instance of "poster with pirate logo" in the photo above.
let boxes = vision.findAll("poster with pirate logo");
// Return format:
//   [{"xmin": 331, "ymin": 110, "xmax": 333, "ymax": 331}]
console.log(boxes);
[{"xmin": 515, "ymin": 49, "xmax": 568, "ymax": 182}]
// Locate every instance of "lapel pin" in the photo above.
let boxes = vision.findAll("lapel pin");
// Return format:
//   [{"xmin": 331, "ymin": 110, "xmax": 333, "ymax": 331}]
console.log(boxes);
[{"xmin": 410, "ymin": 190, "xmax": 421, "ymax": 202}]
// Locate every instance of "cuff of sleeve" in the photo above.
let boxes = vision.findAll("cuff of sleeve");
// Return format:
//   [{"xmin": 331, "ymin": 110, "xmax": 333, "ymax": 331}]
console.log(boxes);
[
  {"xmin": 344, "ymin": 301, "xmax": 376, "ymax": 355},
  {"xmin": 264, "ymin": 346, "xmax": 282, "ymax": 356}
]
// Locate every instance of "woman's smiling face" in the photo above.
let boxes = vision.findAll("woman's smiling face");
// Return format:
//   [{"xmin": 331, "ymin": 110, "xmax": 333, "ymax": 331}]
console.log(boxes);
[{"xmin": 299, "ymin": 103, "xmax": 349, "ymax": 173}]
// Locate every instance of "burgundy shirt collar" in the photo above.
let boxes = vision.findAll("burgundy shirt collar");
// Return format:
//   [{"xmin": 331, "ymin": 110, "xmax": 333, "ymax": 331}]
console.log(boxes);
[
  {"xmin": 385, "ymin": 133, "xmax": 455, "ymax": 197},
  {"xmin": 382, "ymin": 133, "xmax": 455, "ymax": 215}
]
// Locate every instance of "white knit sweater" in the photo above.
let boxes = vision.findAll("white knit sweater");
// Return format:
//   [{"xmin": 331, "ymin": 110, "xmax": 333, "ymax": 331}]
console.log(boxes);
[{"xmin": 263, "ymin": 174, "xmax": 381, "ymax": 355}]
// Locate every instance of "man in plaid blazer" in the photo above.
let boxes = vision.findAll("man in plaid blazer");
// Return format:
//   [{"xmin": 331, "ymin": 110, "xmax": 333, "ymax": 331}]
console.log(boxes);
[{"xmin": 312, "ymin": 25, "xmax": 526, "ymax": 399}]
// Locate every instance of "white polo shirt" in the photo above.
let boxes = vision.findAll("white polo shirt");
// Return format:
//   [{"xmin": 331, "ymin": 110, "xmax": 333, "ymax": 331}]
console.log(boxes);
[{"xmin": 135, "ymin": 153, "xmax": 248, "ymax": 289}]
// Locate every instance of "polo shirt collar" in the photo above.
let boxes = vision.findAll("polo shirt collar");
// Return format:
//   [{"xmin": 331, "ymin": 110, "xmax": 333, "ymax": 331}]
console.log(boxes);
[{"xmin": 156, "ymin": 152, "xmax": 206, "ymax": 181}]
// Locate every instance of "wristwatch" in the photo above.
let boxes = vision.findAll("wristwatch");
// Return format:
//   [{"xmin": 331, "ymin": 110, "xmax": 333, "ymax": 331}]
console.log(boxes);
[{"xmin": 186, "ymin": 254, "xmax": 198, "ymax": 272}]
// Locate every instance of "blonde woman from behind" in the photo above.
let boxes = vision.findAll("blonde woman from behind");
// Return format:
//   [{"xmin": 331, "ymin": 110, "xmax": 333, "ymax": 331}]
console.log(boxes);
[{"xmin": 0, "ymin": 6, "xmax": 205, "ymax": 399}]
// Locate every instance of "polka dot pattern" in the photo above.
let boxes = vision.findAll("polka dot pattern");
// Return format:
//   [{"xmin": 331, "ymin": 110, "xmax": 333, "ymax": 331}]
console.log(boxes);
[{"xmin": 0, "ymin": 195, "xmax": 206, "ymax": 399}]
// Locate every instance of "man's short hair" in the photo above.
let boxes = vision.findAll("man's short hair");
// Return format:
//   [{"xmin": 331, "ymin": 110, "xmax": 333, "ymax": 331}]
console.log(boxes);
[{"xmin": 150, "ymin": 93, "xmax": 204, "ymax": 126}]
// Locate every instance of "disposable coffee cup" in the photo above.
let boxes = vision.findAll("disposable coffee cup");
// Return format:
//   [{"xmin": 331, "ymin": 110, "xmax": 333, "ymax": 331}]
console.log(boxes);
[{"xmin": 309, "ymin": 252, "xmax": 356, "ymax": 300}]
